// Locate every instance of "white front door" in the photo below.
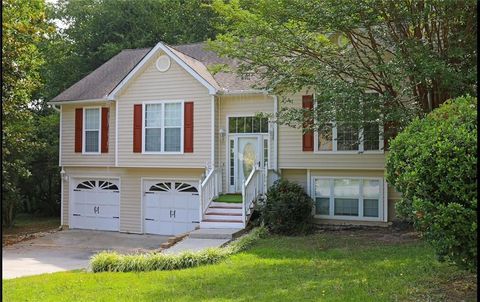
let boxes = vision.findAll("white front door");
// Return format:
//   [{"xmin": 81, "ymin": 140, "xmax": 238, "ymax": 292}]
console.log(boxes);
[
  {"xmin": 71, "ymin": 178, "xmax": 120, "ymax": 231},
  {"xmin": 143, "ymin": 180, "xmax": 200, "ymax": 235},
  {"xmin": 230, "ymin": 135, "xmax": 265, "ymax": 192}
]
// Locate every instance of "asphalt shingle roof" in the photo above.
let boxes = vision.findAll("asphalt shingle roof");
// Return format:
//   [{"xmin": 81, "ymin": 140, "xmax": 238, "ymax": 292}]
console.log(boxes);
[{"xmin": 51, "ymin": 42, "xmax": 260, "ymax": 102}]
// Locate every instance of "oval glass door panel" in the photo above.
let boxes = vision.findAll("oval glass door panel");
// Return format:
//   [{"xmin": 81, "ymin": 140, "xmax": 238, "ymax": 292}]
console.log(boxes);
[
  {"xmin": 237, "ymin": 137, "xmax": 258, "ymax": 191},
  {"xmin": 242, "ymin": 143, "xmax": 256, "ymax": 177}
]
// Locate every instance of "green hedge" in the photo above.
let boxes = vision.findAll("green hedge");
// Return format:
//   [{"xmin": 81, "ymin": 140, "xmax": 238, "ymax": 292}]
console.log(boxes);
[
  {"xmin": 386, "ymin": 95, "xmax": 477, "ymax": 271},
  {"xmin": 90, "ymin": 227, "xmax": 267, "ymax": 273}
]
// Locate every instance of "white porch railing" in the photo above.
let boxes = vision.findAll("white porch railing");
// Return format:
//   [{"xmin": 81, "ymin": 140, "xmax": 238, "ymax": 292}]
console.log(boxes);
[
  {"xmin": 199, "ymin": 168, "xmax": 222, "ymax": 221},
  {"xmin": 241, "ymin": 162, "xmax": 268, "ymax": 227}
]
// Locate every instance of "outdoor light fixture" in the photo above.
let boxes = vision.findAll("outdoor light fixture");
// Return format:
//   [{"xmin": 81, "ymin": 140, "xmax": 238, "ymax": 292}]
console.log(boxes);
[
  {"xmin": 219, "ymin": 128, "xmax": 226, "ymax": 139},
  {"xmin": 60, "ymin": 168, "xmax": 68, "ymax": 181}
]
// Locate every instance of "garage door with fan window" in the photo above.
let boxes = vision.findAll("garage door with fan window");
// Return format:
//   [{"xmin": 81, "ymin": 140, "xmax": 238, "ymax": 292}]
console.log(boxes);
[
  {"xmin": 143, "ymin": 180, "xmax": 200, "ymax": 235},
  {"xmin": 71, "ymin": 179, "xmax": 120, "ymax": 231}
]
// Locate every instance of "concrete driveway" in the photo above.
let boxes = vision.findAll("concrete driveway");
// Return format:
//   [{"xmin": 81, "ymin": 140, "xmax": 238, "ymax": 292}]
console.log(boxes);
[{"xmin": 2, "ymin": 229, "xmax": 169, "ymax": 279}]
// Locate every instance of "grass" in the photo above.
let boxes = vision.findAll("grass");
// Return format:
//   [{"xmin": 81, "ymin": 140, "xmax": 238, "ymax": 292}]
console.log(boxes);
[
  {"xmin": 212, "ymin": 193, "xmax": 242, "ymax": 203},
  {"xmin": 3, "ymin": 229, "xmax": 476, "ymax": 302}
]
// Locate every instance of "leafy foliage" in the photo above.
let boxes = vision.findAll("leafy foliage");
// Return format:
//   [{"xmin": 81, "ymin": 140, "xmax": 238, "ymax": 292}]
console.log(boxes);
[
  {"xmin": 90, "ymin": 227, "xmax": 267, "ymax": 272},
  {"xmin": 2, "ymin": 0, "xmax": 50, "ymax": 227},
  {"xmin": 256, "ymin": 179, "xmax": 314, "ymax": 235},
  {"xmin": 209, "ymin": 0, "xmax": 477, "ymax": 137},
  {"xmin": 386, "ymin": 96, "xmax": 477, "ymax": 271},
  {"xmin": 41, "ymin": 0, "xmax": 221, "ymax": 101}
]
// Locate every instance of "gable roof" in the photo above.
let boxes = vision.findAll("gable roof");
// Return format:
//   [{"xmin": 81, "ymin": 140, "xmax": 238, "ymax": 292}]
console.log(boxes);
[
  {"xmin": 50, "ymin": 42, "xmax": 263, "ymax": 103},
  {"xmin": 51, "ymin": 49, "xmax": 150, "ymax": 102}
]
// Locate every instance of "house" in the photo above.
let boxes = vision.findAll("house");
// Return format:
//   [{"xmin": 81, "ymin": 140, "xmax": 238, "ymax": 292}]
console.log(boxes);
[{"xmin": 49, "ymin": 41, "xmax": 401, "ymax": 235}]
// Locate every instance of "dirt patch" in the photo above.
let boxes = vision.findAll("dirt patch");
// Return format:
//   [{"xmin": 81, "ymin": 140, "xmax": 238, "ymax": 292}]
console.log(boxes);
[
  {"xmin": 317, "ymin": 224, "xmax": 420, "ymax": 245},
  {"xmin": 2, "ymin": 229, "xmax": 61, "ymax": 247},
  {"xmin": 2, "ymin": 217, "xmax": 61, "ymax": 247}
]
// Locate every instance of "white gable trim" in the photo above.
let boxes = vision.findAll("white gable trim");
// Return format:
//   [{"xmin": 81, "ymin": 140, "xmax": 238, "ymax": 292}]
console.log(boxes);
[{"xmin": 107, "ymin": 42, "xmax": 217, "ymax": 100}]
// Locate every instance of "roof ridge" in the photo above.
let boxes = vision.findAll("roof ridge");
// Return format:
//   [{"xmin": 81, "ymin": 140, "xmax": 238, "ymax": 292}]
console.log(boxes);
[
  {"xmin": 172, "ymin": 41, "xmax": 206, "ymax": 47},
  {"xmin": 120, "ymin": 47, "xmax": 152, "ymax": 52}
]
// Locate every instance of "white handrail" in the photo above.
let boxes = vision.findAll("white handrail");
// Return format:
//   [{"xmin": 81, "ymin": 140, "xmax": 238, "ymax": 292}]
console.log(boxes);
[
  {"xmin": 199, "ymin": 168, "xmax": 219, "ymax": 221},
  {"xmin": 242, "ymin": 163, "xmax": 264, "ymax": 226}
]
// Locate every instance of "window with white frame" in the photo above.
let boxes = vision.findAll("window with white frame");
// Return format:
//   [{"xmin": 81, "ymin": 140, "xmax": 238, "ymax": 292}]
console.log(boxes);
[
  {"xmin": 144, "ymin": 102, "xmax": 182, "ymax": 153},
  {"xmin": 315, "ymin": 122, "xmax": 382, "ymax": 152},
  {"xmin": 84, "ymin": 108, "xmax": 101, "ymax": 153},
  {"xmin": 313, "ymin": 177, "xmax": 383, "ymax": 220}
]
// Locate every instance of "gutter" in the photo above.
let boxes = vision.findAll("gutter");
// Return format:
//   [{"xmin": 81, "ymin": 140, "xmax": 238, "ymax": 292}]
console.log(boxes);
[
  {"xmin": 215, "ymin": 89, "xmax": 270, "ymax": 96},
  {"xmin": 47, "ymin": 98, "xmax": 111, "ymax": 105}
]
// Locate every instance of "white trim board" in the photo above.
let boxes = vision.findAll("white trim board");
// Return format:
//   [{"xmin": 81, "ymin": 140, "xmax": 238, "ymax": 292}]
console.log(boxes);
[{"xmin": 107, "ymin": 42, "xmax": 218, "ymax": 100}]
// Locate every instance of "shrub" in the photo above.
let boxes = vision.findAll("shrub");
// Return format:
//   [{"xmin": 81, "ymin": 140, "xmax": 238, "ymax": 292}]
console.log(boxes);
[
  {"xmin": 386, "ymin": 95, "xmax": 477, "ymax": 271},
  {"xmin": 90, "ymin": 227, "xmax": 267, "ymax": 273},
  {"xmin": 256, "ymin": 179, "xmax": 314, "ymax": 235}
]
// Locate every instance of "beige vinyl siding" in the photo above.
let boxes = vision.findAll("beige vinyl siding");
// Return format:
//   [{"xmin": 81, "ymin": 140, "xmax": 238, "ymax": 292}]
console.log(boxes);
[
  {"xmin": 62, "ymin": 177, "xmax": 69, "ymax": 226},
  {"xmin": 277, "ymin": 93, "xmax": 385, "ymax": 170},
  {"xmin": 61, "ymin": 103, "xmax": 116, "ymax": 166},
  {"xmin": 217, "ymin": 94, "xmax": 275, "ymax": 192},
  {"xmin": 63, "ymin": 166, "xmax": 203, "ymax": 233},
  {"xmin": 281, "ymin": 169, "xmax": 308, "ymax": 191},
  {"xmin": 116, "ymin": 51, "xmax": 212, "ymax": 168}
]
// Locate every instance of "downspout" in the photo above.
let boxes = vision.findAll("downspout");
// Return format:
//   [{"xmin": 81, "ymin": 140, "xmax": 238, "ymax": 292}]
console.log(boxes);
[
  {"xmin": 273, "ymin": 95, "xmax": 278, "ymax": 171},
  {"xmin": 115, "ymin": 100, "xmax": 118, "ymax": 167},
  {"xmin": 211, "ymin": 95, "xmax": 215, "ymax": 170}
]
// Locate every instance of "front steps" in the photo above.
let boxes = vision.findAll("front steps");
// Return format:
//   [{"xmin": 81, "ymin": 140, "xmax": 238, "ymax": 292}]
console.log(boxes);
[{"xmin": 200, "ymin": 201, "xmax": 245, "ymax": 229}]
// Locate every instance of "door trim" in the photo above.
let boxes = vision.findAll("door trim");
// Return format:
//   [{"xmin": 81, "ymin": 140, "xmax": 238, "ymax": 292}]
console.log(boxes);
[
  {"xmin": 140, "ymin": 177, "xmax": 200, "ymax": 234},
  {"xmin": 227, "ymin": 134, "xmax": 266, "ymax": 193},
  {"xmin": 69, "ymin": 176, "xmax": 121, "ymax": 231}
]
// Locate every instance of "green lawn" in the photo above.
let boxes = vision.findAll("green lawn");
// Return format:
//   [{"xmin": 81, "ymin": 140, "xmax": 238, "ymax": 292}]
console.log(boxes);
[
  {"xmin": 213, "ymin": 193, "xmax": 242, "ymax": 203},
  {"xmin": 3, "ymin": 229, "xmax": 476, "ymax": 302}
]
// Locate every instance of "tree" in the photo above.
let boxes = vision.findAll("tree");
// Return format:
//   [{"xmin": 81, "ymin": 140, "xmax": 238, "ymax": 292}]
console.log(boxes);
[
  {"xmin": 209, "ymin": 0, "xmax": 477, "ymax": 138},
  {"xmin": 386, "ymin": 96, "xmax": 477, "ymax": 271},
  {"xmin": 2, "ymin": 0, "xmax": 50, "ymax": 226},
  {"xmin": 39, "ymin": 0, "xmax": 221, "ymax": 101}
]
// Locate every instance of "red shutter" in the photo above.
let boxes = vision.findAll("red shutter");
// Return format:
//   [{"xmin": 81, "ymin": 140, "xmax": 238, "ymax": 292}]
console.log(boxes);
[
  {"xmin": 184, "ymin": 102, "xmax": 194, "ymax": 153},
  {"xmin": 101, "ymin": 107, "xmax": 109, "ymax": 153},
  {"xmin": 133, "ymin": 104, "xmax": 142, "ymax": 153},
  {"xmin": 74, "ymin": 108, "xmax": 83, "ymax": 153},
  {"xmin": 302, "ymin": 95, "xmax": 314, "ymax": 151}
]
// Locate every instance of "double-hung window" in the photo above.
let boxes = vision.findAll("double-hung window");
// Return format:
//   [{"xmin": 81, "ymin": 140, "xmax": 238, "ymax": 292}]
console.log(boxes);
[
  {"xmin": 143, "ymin": 101, "xmax": 183, "ymax": 153},
  {"xmin": 84, "ymin": 108, "xmax": 101, "ymax": 153},
  {"xmin": 313, "ymin": 177, "xmax": 384, "ymax": 221},
  {"xmin": 315, "ymin": 121, "xmax": 382, "ymax": 153}
]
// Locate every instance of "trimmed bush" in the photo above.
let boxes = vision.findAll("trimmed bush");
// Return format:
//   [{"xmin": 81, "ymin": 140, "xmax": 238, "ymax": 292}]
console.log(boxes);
[
  {"xmin": 256, "ymin": 179, "xmax": 314, "ymax": 235},
  {"xmin": 90, "ymin": 227, "xmax": 267, "ymax": 273},
  {"xmin": 386, "ymin": 95, "xmax": 477, "ymax": 271}
]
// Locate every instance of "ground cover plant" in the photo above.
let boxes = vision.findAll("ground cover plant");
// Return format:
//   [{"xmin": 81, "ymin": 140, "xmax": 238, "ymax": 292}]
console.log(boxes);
[
  {"xmin": 90, "ymin": 227, "xmax": 266, "ymax": 272},
  {"xmin": 3, "ymin": 228, "xmax": 476, "ymax": 302}
]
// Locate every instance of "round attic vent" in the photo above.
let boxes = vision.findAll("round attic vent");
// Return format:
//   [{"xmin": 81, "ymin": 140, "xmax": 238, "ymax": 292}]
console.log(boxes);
[{"xmin": 156, "ymin": 55, "xmax": 171, "ymax": 72}]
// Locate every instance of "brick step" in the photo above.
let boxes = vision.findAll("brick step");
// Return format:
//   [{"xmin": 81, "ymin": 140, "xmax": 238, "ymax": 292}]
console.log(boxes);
[
  {"xmin": 209, "ymin": 205, "xmax": 242, "ymax": 209},
  {"xmin": 210, "ymin": 202, "xmax": 242, "ymax": 209},
  {"xmin": 202, "ymin": 218, "xmax": 243, "ymax": 223},
  {"xmin": 205, "ymin": 212, "xmax": 242, "ymax": 216}
]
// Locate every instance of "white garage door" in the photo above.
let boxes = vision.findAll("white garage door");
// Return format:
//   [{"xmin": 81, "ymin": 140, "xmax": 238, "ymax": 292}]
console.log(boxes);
[
  {"xmin": 71, "ymin": 179, "xmax": 120, "ymax": 231},
  {"xmin": 143, "ymin": 180, "xmax": 200, "ymax": 235}
]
